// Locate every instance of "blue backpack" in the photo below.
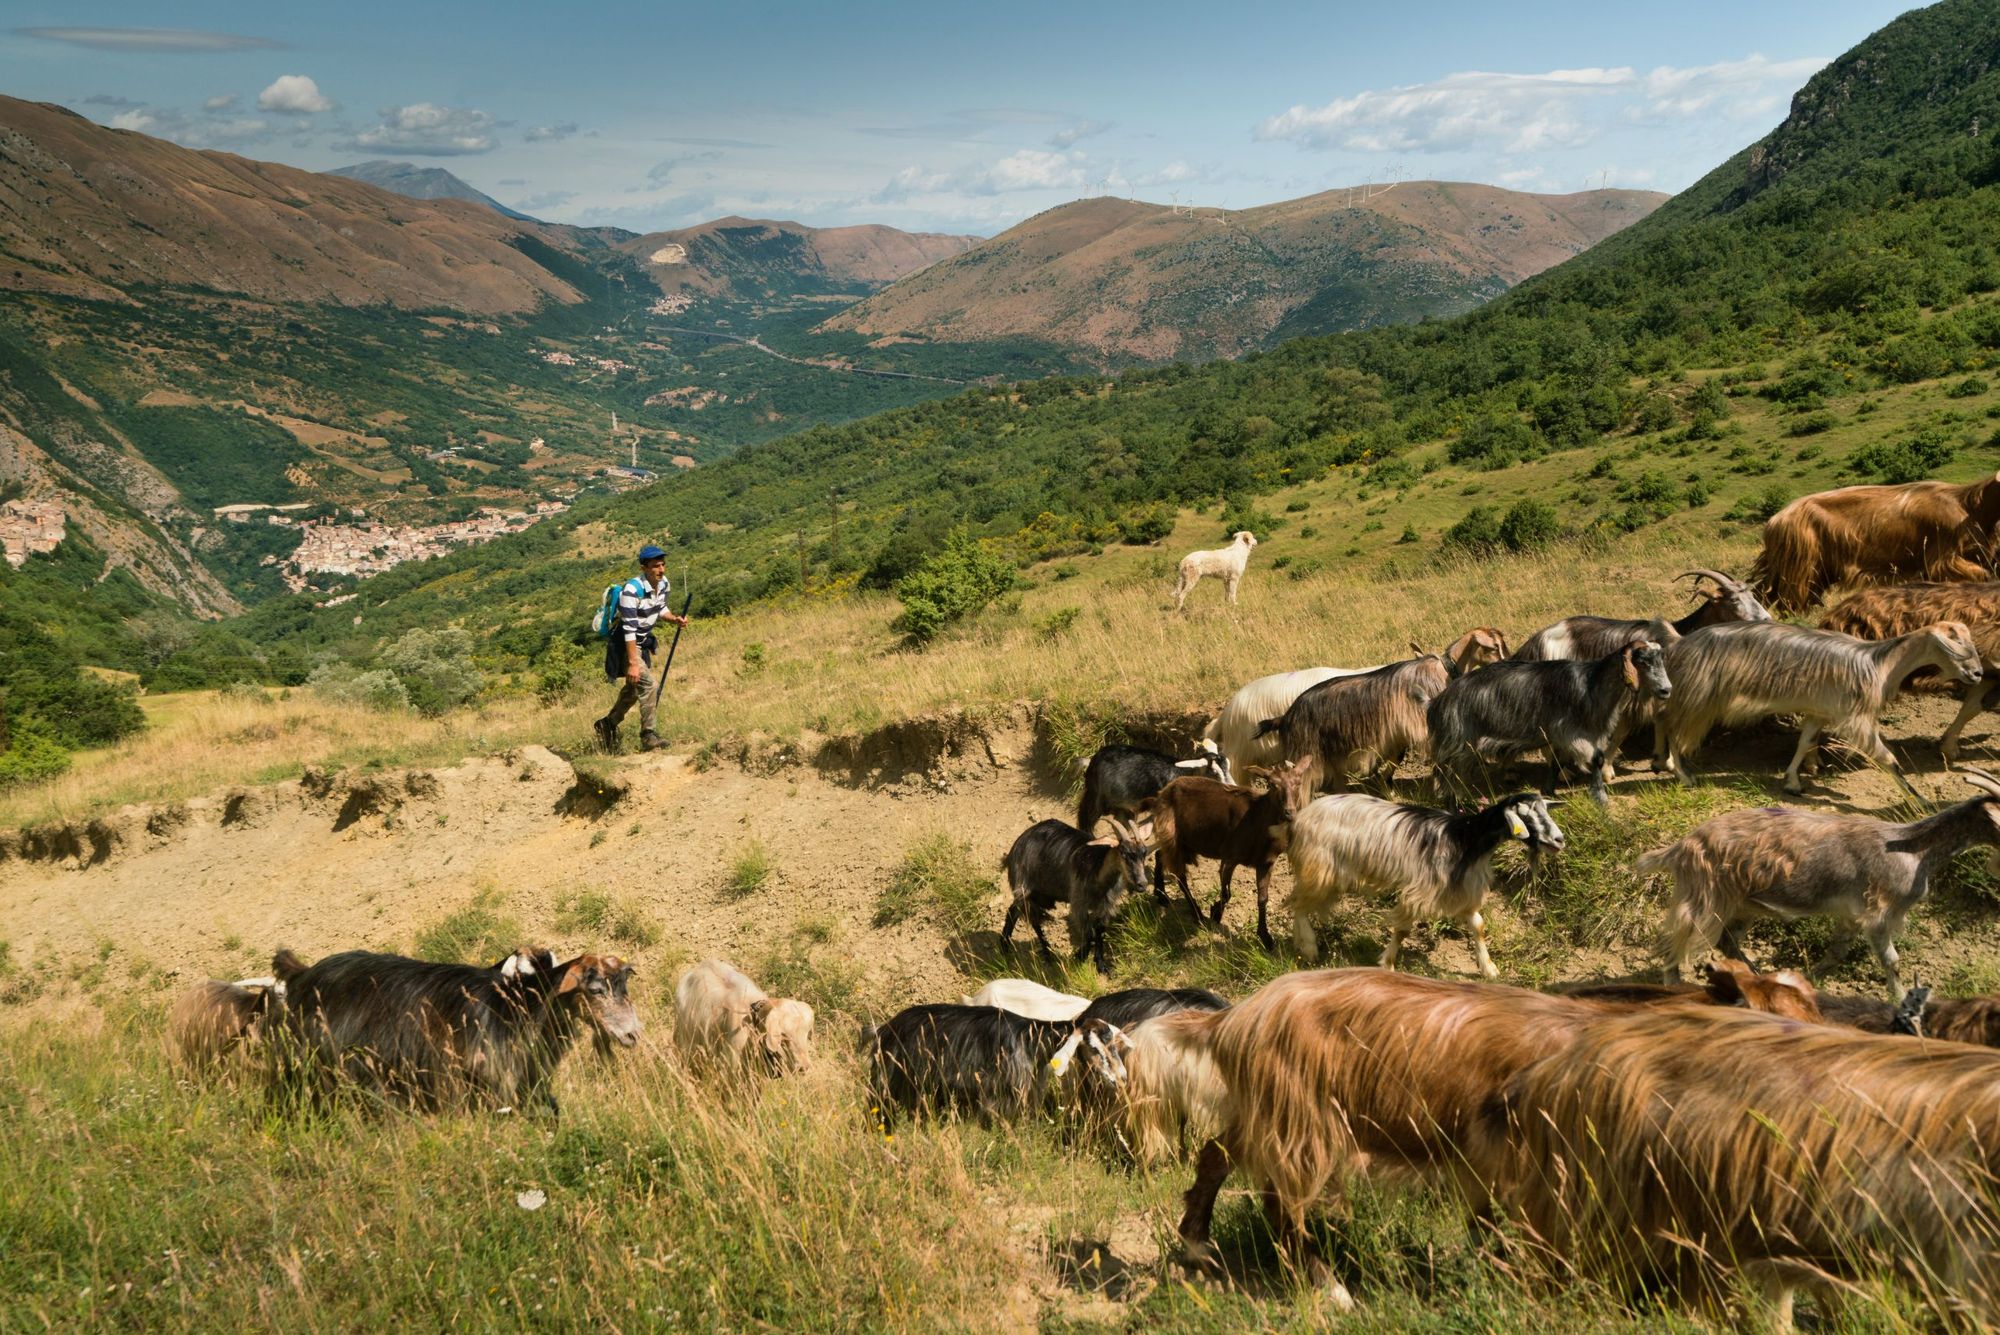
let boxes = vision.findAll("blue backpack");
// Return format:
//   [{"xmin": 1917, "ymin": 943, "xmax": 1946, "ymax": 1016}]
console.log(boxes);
[{"xmin": 591, "ymin": 581, "xmax": 628, "ymax": 640}]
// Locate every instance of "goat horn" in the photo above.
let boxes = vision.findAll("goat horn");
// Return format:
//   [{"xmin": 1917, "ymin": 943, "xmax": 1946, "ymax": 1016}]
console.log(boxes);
[
  {"xmin": 1962, "ymin": 766, "xmax": 2000, "ymax": 799},
  {"xmin": 1676, "ymin": 569, "xmax": 1739, "ymax": 590}
]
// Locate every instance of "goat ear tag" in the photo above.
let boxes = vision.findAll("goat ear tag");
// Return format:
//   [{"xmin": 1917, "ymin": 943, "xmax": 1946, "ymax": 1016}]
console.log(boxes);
[
  {"xmin": 1506, "ymin": 810, "xmax": 1529, "ymax": 839},
  {"xmin": 1049, "ymin": 1031, "xmax": 1084, "ymax": 1074}
]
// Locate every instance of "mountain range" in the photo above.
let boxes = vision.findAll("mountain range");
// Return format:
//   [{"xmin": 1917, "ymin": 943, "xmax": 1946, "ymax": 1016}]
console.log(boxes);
[
  {"xmin": 325, "ymin": 160, "xmax": 538, "ymax": 222},
  {"xmin": 825, "ymin": 183, "xmax": 1665, "ymax": 363}
]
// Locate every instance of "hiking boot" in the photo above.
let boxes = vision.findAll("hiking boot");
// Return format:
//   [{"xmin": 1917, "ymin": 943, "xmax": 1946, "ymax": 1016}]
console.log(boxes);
[
  {"xmin": 640, "ymin": 730, "xmax": 668, "ymax": 753},
  {"xmin": 594, "ymin": 718, "xmax": 620, "ymax": 754}
]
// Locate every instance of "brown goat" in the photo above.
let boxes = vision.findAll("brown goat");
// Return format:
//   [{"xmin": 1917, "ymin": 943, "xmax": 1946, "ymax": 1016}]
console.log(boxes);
[
  {"xmin": 1137, "ymin": 758, "xmax": 1311, "ymax": 946},
  {"xmin": 1753, "ymin": 473, "xmax": 2000, "ymax": 611},
  {"xmin": 1819, "ymin": 579, "xmax": 2000, "ymax": 640},
  {"xmin": 1255, "ymin": 646, "xmax": 1483, "ymax": 793},
  {"xmin": 1818, "ymin": 989, "xmax": 2000, "ymax": 1047},
  {"xmin": 1474, "ymin": 1006, "xmax": 2000, "ymax": 1327},
  {"xmin": 167, "ymin": 977, "xmax": 277, "ymax": 1073},
  {"xmin": 1561, "ymin": 959, "xmax": 1823, "ymax": 1023}
]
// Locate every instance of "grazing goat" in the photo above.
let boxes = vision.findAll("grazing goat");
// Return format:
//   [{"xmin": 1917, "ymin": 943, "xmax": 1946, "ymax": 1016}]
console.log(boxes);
[
  {"xmin": 1204, "ymin": 629, "xmax": 1508, "ymax": 778},
  {"xmin": 1656, "ymin": 620, "xmax": 1981, "ymax": 795},
  {"xmin": 1942, "ymin": 620, "xmax": 2000, "ymax": 761},
  {"xmin": 1560, "ymin": 958, "xmax": 1824, "ymax": 1023},
  {"xmin": 1154, "ymin": 970, "xmax": 1609, "ymax": 1306},
  {"xmin": 674, "ymin": 958, "xmax": 814, "ymax": 1084},
  {"xmin": 1286, "ymin": 791, "xmax": 1564, "ymax": 976},
  {"xmin": 1819, "ymin": 579, "xmax": 2000, "ymax": 640},
  {"xmin": 1753, "ymin": 472, "xmax": 2000, "ymax": 611},
  {"xmin": 1173, "ymin": 530, "xmax": 1257, "ymax": 611},
  {"xmin": 1513, "ymin": 569, "xmax": 1772, "ymax": 661},
  {"xmin": 1818, "ymin": 987, "xmax": 2000, "ymax": 1047},
  {"xmin": 1255, "ymin": 637, "xmax": 1504, "ymax": 792},
  {"xmin": 862, "ymin": 1003, "xmax": 1129, "ymax": 1130},
  {"xmin": 168, "ymin": 976, "xmax": 280, "ymax": 1073},
  {"xmin": 1644, "ymin": 769, "xmax": 2000, "ymax": 999},
  {"xmin": 1473, "ymin": 1005, "xmax": 2000, "ymax": 1327},
  {"xmin": 1001, "ymin": 815, "xmax": 1151, "ymax": 971},
  {"xmin": 1137, "ymin": 758, "xmax": 1313, "ymax": 946},
  {"xmin": 268, "ymin": 946, "xmax": 640, "ymax": 1113},
  {"xmin": 961, "ymin": 977, "xmax": 1091, "ymax": 1021},
  {"xmin": 1076, "ymin": 740, "xmax": 1229, "ymax": 897},
  {"xmin": 1429, "ymin": 640, "xmax": 1671, "ymax": 805}
]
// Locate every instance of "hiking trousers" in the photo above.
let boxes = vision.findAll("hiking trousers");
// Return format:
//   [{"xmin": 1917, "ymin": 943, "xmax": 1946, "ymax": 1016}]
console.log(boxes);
[{"xmin": 603, "ymin": 635, "xmax": 657, "ymax": 736}]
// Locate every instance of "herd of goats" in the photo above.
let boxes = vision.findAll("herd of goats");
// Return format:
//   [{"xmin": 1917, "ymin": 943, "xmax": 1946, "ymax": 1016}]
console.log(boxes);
[{"xmin": 165, "ymin": 471, "xmax": 2000, "ymax": 1327}]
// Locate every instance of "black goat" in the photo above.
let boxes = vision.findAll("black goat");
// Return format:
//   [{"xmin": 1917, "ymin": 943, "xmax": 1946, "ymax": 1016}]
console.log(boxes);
[
  {"xmin": 268, "ymin": 946, "xmax": 640, "ymax": 1113},
  {"xmin": 1001, "ymin": 816, "xmax": 1151, "ymax": 972},
  {"xmin": 1428, "ymin": 640, "xmax": 1672, "ymax": 805},
  {"xmin": 1513, "ymin": 570, "xmax": 1771, "ymax": 661},
  {"xmin": 1076, "ymin": 741, "xmax": 1229, "ymax": 897},
  {"xmin": 862, "ymin": 1004, "xmax": 1130, "ymax": 1131}
]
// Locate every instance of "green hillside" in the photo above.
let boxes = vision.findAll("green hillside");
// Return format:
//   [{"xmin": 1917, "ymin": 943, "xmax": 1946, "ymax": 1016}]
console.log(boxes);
[{"xmin": 216, "ymin": 0, "xmax": 2000, "ymax": 677}]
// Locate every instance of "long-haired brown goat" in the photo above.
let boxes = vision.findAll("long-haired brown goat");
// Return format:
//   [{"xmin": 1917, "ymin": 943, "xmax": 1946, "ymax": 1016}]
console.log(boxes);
[
  {"xmin": 1129, "ymin": 969, "xmax": 1841, "ymax": 1311},
  {"xmin": 1753, "ymin": 473, "xmax": 2000, "ymax": 611},
  {"xmin": 167, "ymin": 976, "xmax": 278, "ymax": 1073},
  {"xmin": 1474, "ymin": 1006, "xmax": 2000, "ymax": 1328}
]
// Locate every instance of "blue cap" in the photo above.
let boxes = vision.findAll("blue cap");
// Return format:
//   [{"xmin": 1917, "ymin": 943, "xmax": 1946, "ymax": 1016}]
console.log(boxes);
[{"xmin": 637, "ymin": 543, "xmax": 666, "ymax": 562}]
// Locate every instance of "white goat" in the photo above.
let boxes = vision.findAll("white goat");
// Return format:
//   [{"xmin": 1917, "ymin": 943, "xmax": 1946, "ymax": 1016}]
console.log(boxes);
[
  {"xmin": 1204, "ymin": 666, "xmax": 1380, "ymax": 777},
  {"xmin": 960, "ymin": 977, "xmax": 1091, "ymax": 1022},
  {"xmin": 1119, "ymin": 1008, "xmax": 1230, "ymax": 1164},
  {"xmin": 1643, "ymin": 770, "xmax": 2000, "ymax": 999},
  {"xmin": 1173, "ymin": 530, "xmax": 1257, "ymax": 611},
  {"xmin": 1286, "ymin": 792, "xmax": 1566, "ymax": 977},
  {"xmin": 674, "ymin": 959, "xmax": 815, "ymax": 1084},
  {"xmin": 1656, "ymin": 620, "xmax": 1983, "ymax": 795}
]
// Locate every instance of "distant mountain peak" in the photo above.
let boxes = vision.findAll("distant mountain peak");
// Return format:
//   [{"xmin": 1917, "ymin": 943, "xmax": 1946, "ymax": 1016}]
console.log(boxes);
[{"xmin": 325, "ymin": 160, "xmax": 536, "ymax": 222}]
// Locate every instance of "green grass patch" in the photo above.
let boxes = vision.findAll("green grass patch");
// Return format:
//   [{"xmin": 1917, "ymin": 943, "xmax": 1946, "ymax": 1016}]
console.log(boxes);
[
  {"xmin": 872, "ymin": 832, "xmax": 996, "ymax": 934},
  {"xmin": 552, "ymin": 886, "xmax": 661, "ymax": 949},
  {"xmin": 413, "ymin": 886, "xmax": 524, "ymax": 964},
  {"xmin": 724, "ymin": 840, "xmax": 774, "ymax": 900}
]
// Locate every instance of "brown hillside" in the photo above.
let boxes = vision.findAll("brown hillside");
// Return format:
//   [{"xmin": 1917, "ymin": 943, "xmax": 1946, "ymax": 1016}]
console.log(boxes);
[
  {"xmin": 823, "ymin": 182, "xmax": 1666, "ymax": 362},
  {"xmin": 0, "ymin": 96, "xmax": 582, "ymax": 315},
  {"xmin": 620, "ymin": 215, "xmax": 980, "ymax": 301}
]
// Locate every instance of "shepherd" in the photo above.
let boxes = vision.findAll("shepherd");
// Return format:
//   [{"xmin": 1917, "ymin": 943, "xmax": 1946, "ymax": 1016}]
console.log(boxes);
[{"xmin": 595, "ymin": 543, "xmax": 689, "ymax": 753}]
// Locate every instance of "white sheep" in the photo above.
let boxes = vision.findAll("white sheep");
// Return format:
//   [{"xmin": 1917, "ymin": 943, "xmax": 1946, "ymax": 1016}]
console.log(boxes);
[
  {"xmin": 1173, "ymin": 530, "xmax": 1257, "ymax": 611},
  {"xmin": 961, "ymin": 977, "xmax": 1091, "ymax": 1022},
  {"xmin": 674, "ymin": 959, "xmax": 815, "ymax": 1084}
]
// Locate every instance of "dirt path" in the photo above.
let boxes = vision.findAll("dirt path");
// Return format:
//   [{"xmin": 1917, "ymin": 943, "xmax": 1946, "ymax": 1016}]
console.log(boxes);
[{"xmin": 4, "ymin": 696, "xmax": 1999, "ymax": 1012}]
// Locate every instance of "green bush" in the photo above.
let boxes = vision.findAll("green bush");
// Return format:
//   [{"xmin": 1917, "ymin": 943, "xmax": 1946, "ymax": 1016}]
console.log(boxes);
[
  {"xmin": 308, "ymin": 664, "xmax": 411, "ymax": 712},
  {"xmin": 1441, "ymin": 506, "xmax": 1502, "ymax": 553},
  {"xmin": 3, "ymin": 669, "xmax": 145, "ymax": 749},
  {"xmin": 1947, "ymin": 375, "xmax": 1990, "ymax": 399},
  {"xmin": 1115, "ymin": 504, "xmax": 1174, "ymax": 545},
  {"xmin": 534, "ymin": 638, "xmax": 592, "ymax": 705},
  {"xmin": 381, "ymin": 627, "xmax": 484, "ymax": 716},
  {"xmin": 892, "ymin": 529, "xmax": 1017, "ymax": 645},
  {"xmin": 1036, "ymin": 606, "xmax": 1081, "ymax": 641},
  {"xmin": 1447, "ymin": 417, "xmax": 1538, "ymax": 468},
  {"xmin": 0, "ymin": 722, "xmax": 71, "ymax": 790},
  {"xmin": 1847, "ymin": 427, "xmax": 1957, "ymax": 484},
  {"xmin": 1497, "ymin": 499, "xmax": 1560, "ymax": 552}
]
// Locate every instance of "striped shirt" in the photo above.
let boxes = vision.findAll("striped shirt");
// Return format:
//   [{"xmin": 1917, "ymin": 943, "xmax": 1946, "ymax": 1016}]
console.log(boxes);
[{"xmin": 617, "ymin": 574, "xmax": 671, "ymax": 644}]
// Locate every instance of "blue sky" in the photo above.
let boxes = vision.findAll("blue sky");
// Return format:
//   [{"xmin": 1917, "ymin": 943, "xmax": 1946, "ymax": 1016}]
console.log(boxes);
[{"xmin": 2, "ymin": 0, "xmax": 1920, "ymax": 237}]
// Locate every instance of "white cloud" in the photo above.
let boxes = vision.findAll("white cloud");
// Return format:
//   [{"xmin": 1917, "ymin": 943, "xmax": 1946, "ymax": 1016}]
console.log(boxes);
[
  {"xmin": 353, "ymin": 103, "xmax": 497, "ymax": 156},
  {"xmin": 109, "ymin": 109, "xmax": 154, "ymax": 132},
  {"xmin": 14, "ymin": 25, "xmax": 278, "ymax": 52},
  {"xmin": 258, "ymin": 75, "xmax": 333, "ymax": 115},
  {"xmin": 1048, "ymin": 119, "xmax": 1112, "ymax": 149},
  {"xmin": 1258, "ymin": 55, "xmax": 1827, "ymax": 156},
  {"xmin": 203, "ymin": 93, "xmax": 238, "ymax": 112},
  {"xmin": 878, "ymin": 148, "xmax": 1092, "ymax": 202},
  {"xmin": 525, "ymin": 122, "xmax": 580, "ymax": 143}
]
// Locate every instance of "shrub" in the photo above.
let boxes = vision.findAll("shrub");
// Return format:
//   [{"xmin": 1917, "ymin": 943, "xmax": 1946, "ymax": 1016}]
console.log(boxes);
[
  {"xmin": 534, "ymin": 638, "xmax": 592, "ymax": 705},
  {"xmin": 1496, "ymin": 499, "xmax": 1560, "ymax": 552},
  {"xmin": 0, "ymin": 722, "xmax": 71, "ymax": 790},
  {"xmin": 1846, "ymin": 427, "xmax": 1957, "ymax": 484},
  {"xmin": 1441, "ymin": 506, "xmax": 1502, "ymax": 553},
  {"xmin": 1787, "ymin": 412, "xmax": 1837, "ymax": 436},
  {"xmin": 739, "ymin": 642, "xmax": 767, "ymax": 675},
  {"xmin": 1725, "ymin": 485, "xmax": 1792, "ymax": 522},
  {"xmin": 892, "ymin": 529, "xmax": 1018, "ymax": 645},
  {"xmin": 1635, "ymin": 395, "xmax": 1676, "ymax": 433},
  {"xmin": 1947, "ymin": 376, "xmax": 1990, "ymax": 399},
  {"xmin": 3, "ymin": 668, "xmax": 145, "ymax": 750},
  {"xmin": 309, "ymin": 665, "xmax": 411, "ymax": 712},
  {"xmin": 1448, "ymin": 416, "xmax": 1538, "ymax": 468},
  {"xmin": 1115, "ymin": 504, "xmax": 1174, "ymax": 545},
  {"xmin": 1036, "ymin": 606, "xmax": 1081, "ymax": 641},
  {"xmin": 381, "ymin": 627, "xmax": 484, "ymax": 716}
]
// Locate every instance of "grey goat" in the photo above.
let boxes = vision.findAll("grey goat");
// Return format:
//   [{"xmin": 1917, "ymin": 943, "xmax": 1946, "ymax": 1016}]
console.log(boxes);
[
  {"xmin": 1512, "ymin": 569, "xmax": 1772, "ymax": 662},
  {"xmin": 1654, "ymin": 620, "xmax": 1981, "ymax": 795},
  {"xmin": 1643, "ymin": 769, "xmax": 2000, "ymax": 999}
]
